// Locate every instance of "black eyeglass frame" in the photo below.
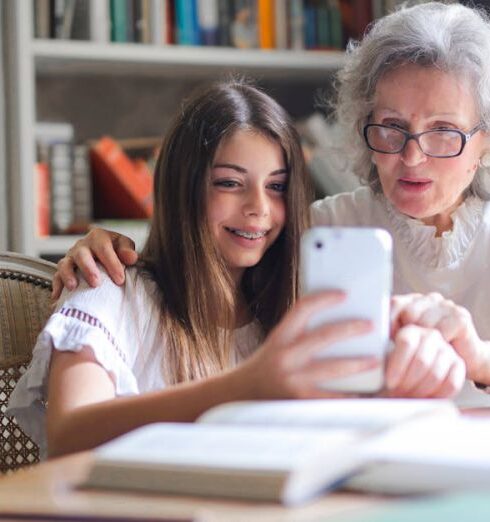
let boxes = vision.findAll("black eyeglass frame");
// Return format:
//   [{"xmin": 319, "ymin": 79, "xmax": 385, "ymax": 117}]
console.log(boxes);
[{"xmin": 363, "ymin": 123, "xmax": 484, "ymax": 158}]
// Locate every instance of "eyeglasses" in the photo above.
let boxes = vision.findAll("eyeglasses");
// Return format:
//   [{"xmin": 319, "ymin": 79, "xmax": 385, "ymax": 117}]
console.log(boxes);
[{"xmin": 363, "ymin": 123, "xmax": 483, "ymax": 158}]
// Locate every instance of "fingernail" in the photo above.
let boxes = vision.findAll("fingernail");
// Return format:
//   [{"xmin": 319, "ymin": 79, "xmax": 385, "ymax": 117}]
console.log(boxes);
[
  {"xmin": 116, "ymin": 273, "xmax": 124, "ymax": 285},
  {"xmin": 66, "ymin": 279, "xmax": 76, "ymax": 290}
]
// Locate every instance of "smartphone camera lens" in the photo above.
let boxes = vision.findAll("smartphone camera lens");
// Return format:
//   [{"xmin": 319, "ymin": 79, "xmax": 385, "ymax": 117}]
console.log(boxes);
[{"xmin": 315, "ymin": 241, "xmax": 323, "ymax": 249}]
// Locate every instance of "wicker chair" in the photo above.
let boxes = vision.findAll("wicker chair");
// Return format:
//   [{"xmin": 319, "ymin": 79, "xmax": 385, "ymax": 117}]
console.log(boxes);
[{"xmin": 0, "ymin": 251, "xmax": 56, "ymax": 473}]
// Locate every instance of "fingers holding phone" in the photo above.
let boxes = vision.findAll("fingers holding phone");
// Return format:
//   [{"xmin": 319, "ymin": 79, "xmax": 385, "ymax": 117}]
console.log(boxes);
[{"xmin": 242, "ymin": 290, "xmax": 381, "ymax": 400}]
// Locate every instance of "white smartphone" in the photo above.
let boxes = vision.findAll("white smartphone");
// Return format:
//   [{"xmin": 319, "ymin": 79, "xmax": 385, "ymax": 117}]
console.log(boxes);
[{"xmin": 300, "ymin": 227, "xmax": 393, "ymax": 394}]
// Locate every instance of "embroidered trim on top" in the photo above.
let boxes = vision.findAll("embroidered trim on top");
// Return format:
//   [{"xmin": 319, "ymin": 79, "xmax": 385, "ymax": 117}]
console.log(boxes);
[{"xmin": 58, "ymin": 307, "xmax": 128, "ymax": 364}]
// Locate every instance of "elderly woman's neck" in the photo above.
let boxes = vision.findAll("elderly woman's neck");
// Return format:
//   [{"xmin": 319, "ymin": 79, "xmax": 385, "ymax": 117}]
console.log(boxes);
[
  {"xmin": 418, "ymin": 196, "xmax": 464, "ymax": 237},
  {"xmin": 421, "ymin": 214, "xmax": 454, "ymax": 237}
]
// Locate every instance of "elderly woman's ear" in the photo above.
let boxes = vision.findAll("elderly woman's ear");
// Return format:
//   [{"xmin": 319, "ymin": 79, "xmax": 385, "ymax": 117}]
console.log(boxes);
[{"xmin": 479, "ymin": 150, "xmax": 490, "ymax": 168}]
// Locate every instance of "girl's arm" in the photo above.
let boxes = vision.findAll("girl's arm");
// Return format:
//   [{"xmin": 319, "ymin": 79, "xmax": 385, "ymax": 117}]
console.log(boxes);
[
  {"xmin": 46, "ymin": 291, "xmax": 376, "ymax": 457},
  {"xmin": 47, "ymin": 346, "xmax": 254, "ymax": 458}
]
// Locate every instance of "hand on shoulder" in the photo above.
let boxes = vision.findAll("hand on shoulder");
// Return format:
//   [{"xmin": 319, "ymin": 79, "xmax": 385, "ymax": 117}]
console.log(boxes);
[{"xmin": 52, "ymin": 228, "xmax": 138, "ymax": 300}]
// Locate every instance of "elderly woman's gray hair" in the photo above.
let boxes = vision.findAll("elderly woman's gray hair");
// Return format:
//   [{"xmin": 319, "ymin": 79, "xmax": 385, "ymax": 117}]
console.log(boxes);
[{"xmin": 334, "ymin": 1, "xmax": 490, "ymax": 198}]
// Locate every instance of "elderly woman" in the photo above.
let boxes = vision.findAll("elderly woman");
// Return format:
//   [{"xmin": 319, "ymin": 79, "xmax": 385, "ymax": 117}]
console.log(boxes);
[
  {"xmin": 312, "ymin": 1, "xmax": 490, "ymax": 390},
  {"xmin": 53, "ymin": 2, "xmax": 490, "ymax": 393}
]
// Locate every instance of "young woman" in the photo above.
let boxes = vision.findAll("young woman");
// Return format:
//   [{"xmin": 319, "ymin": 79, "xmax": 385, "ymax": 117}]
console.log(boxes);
[{"xmin": 9, "ymin": 81, "xmax": 464, "ymax": 459}]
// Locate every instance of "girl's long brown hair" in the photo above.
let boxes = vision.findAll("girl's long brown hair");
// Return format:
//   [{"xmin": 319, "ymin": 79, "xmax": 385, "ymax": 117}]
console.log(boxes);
[{"xmin": 139, "ymin": 80, "xmax": 313, "ymax": 384}]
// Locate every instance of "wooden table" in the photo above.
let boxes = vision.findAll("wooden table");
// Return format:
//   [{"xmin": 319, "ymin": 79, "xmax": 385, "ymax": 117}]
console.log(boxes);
[{"xmin": 0, "ymin": 452, "xmax": 394, "ymax": 522}]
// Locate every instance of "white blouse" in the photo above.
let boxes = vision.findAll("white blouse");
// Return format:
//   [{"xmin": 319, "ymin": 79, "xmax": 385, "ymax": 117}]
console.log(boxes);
[
  {"xmin": 311, "ymin": 187, "xmax": 490, "ymax": 340},
  {"xmin": 311, "ymin": 187, "xmax": 490, "ymax": 407},
  {"xmin": 7, "ymin": 267, "xmax": 263, "ymax": 457}
]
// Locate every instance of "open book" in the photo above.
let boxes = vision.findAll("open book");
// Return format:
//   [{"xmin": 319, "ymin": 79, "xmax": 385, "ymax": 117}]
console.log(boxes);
[{"xmin": 83, "ymin": 399, "xmax": 457, "ymax": 505}]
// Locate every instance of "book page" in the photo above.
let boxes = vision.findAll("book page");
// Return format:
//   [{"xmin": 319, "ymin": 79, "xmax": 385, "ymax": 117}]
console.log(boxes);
[
  {"xmin": 347, "ymin": 416, "xmax": 490, "ymax": 494},
  {"xmin": 198, "ymin": 399, "xmax": 457, "ymax": 431},
  {"xmin": 93, "ymin": 423, "xmax": 360, "ymax": 472}
]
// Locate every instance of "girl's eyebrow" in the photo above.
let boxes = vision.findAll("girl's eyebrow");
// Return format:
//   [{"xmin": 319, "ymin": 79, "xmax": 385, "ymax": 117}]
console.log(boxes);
[
  {"xmin": 212, "ymin": 162, "xmax": 247, "ymax": 173},
  {"xmin": 212, "ymin": 163, "xmax": 288, "ymax": 176}
]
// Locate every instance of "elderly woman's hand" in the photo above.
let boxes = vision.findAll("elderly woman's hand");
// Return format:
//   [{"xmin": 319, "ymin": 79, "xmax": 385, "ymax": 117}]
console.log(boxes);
[
  {"xmin": 52, "ymin": 228, "xmax": 138, "ymax": 300},
  {"xmin": 384, "ymin": 324, "xmax": 465, "ymax": 398},
  {"xmin": 391, "ymin": 293, "xmax": 490, "ymax": 386}
]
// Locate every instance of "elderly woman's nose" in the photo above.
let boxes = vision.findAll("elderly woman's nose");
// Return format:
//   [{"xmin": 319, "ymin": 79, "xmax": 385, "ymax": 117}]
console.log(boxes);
[{"xmin": 400, "ymin": 138, "xmax": 427, "ymax": 166}]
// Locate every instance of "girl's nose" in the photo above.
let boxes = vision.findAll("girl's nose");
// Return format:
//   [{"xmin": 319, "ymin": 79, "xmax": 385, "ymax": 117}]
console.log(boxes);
[{"xmin": 243, "ymin": 188, "xmax": 269, "ymax": 217}]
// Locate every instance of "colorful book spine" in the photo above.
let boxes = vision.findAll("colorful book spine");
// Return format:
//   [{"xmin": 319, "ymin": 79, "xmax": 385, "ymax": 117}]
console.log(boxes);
[
  {"xmin": 175, "ymin": 0, "xmax": 200, "ymax": 45},
  {"xmin": 110, "ymin": 0, "xmax": 129, "ymax": 42},
  {"xmin": 72, "ymin": 145, "xmax": 93, "ymax": 231},
  {"xmin": 35, "ymin": 162, "xmax": 50, "ymax": 237},
  {"xmin": 258, "ymin": 0, "xmax": 275, "ymax": 49},
  {"xmin": 317, "ymin": 1, "xmax": 331, "ymax": 49},
  {"xmin": 90, "ymin": 0, "xmax": 110, "ymax": 42},
  {"xmin": 328, "ymin": 0, "xmax": 343, "ymax": 49},
  {"xmin": 274, "ymin": 0, "xmax": 289, "ymax": 49},
  {"xmin": 217, "ymin": 0, "xmax": 233, "ymax": 46},
  {"xmin": 198, "ymin": 0, "xmax": 219, "ymax": 46},
  {"xmin": 289, "ymin": 0, "xmax": 304, "ymax": 50},
  {"xmin": 304, "ymin": 0, "xmax": 317, "ymax": 49},
  {"xmin": 91, "ymin": 137, "xmax": 153, "ymax": 220},
  {"xmin": 150, "ymin": 0, "xmax": 164, "ymax": 44},
  {"xmin": 49, "ymin": 142, "xmax": 74, "ymax": 234},
  {"xmin": 134, "ymin": 0, "xmax": 152, "ymax": 43}
]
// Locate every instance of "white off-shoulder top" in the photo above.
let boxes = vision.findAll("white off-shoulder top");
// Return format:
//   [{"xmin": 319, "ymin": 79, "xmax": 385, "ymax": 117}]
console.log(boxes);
[{"xmin": 7, "ymin": 267, "xmax": 263, "ymax": 457}]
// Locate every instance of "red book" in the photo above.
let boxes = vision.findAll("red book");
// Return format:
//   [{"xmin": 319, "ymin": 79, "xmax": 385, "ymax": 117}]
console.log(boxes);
[
  {"xmin": 35, "ymin": 162, "xmax": 50, "ymax": 237},
  {"xmin": 91, "ymin": 137, "xmax": 153, "ymax": 219}
]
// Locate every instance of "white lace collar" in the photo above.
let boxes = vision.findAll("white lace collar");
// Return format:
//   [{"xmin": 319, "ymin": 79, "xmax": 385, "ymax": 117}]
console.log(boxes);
[{"xmin": 382, "ymin": 195, "xmax": 485, "ymax": 269}]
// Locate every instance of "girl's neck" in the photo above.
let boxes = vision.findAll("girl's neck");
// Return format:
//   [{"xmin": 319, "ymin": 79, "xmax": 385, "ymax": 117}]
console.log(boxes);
[{"xmin": 235, "ymin": 290, "xmax": 252, "ymax": 328}]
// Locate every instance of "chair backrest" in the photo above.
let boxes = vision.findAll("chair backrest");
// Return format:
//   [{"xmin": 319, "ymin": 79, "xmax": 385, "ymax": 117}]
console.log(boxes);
[{"xmin": 0, "ymin": 251, "xmax": 56, "ymax": 473}]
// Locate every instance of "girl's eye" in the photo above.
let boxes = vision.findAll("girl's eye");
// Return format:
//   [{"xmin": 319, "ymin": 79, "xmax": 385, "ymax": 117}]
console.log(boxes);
[
  {"xmin": 268, "ymin": 182, "xmax": 287, "ymax": 193},
  {"xmin": 213, "ymin": 179, "xmax": 241, "ymax": 188}
]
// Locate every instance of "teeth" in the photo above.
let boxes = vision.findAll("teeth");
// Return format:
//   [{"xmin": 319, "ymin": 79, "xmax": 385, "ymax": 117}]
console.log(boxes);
[{"xmin": 228, "ymin": 228, "xmax": 267, "ymax": 239}]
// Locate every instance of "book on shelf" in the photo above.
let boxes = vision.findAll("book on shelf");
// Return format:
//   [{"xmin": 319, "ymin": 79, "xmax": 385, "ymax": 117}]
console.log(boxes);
[
  {"xmin": 91, "ymin": 136, "xmax": 154, "ymax": 220},
  {"xmin": 32, "ymin": 0, "xmax": 356, "ymax": 50},
  {"xmin": 35, "ymin": 122, "xmax": 94, "ymax": 236},
  {"xmin": 175, "ymin": 0, "xmax": 200, "ymax": 45},
  {"xmin": 83, "ymin": 398, "xmax": 458, "ymax": 505},
  {"xmin": 197, "ymin": 0, "xmax": 219, "ymax": 46},
  {"xmin": 258, "ymin": 0, "xmax": 275, "ymax": 49},
  {"xmin": 49, "ymin": 141, "xmax": 75, "ymax": 234},
  {"xmin": 34, "ymin": 162, "xmax": 50, "ymax": 237},
  {"xmin": 231, "ymin": 0, "xmax": 258, "ymax": 48}
]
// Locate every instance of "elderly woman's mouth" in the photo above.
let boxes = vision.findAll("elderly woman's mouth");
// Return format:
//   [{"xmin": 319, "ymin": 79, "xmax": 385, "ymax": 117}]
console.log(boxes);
[{"xmin": 398, "ymin": 178, "xmax": 433, "ymax": 191}]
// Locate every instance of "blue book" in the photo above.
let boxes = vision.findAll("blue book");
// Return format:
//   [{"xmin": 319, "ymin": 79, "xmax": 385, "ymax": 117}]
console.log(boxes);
[
  {"xmin": 110, "ymin": 0, "xmax": 128, "ymax": 42},
  {"xmin": 198, "ymin": 0, "xmax": 219, "ymax": 46},
  {"xmin": 175, "ymin": 0, "xmax": 201, "ymax": 45},
  {"xmin": 304, "ymin": 1, "xmax": 317, "ymax": 49}
]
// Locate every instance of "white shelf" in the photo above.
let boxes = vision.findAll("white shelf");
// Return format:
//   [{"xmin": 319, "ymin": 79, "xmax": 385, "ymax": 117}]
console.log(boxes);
[
  {"xmin": 33, "ymin": 40, "xmax": 345, "ymax": 79},
  {"xmin": 35, "ymin": 235, "xmax": 84, "ymax": 256},
  {"xmin": 35, "ymin": 222, "xmax": 150, "ymax": 256}
]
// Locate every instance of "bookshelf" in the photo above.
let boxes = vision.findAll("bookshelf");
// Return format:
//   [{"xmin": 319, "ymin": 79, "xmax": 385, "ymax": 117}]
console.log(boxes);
[{"xmin": 5, "ymin": 1, "xmax": 345, "ymax": 259}]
